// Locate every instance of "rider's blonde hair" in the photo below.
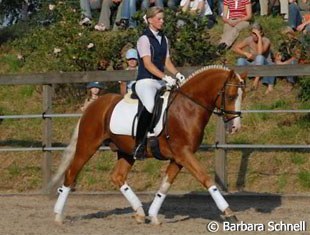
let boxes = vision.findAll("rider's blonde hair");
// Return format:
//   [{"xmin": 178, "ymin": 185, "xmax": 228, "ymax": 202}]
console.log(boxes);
[{"xmin": 146, "ymin": 6, "xmax": 164, "ymax": 20}]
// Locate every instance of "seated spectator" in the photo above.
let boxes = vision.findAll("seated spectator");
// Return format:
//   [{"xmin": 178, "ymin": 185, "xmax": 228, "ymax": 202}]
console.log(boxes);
[
  {"xmin": 180, "ymin": 0, "xmax": 213, "ymax": 16},
  {"xmin": 217, "ymin": 0, "xmax": 252, "ymax": 54},
  {"xmin": 116, "ymin": 0, "xmax": 137, "ymax": 29},
  {"xmin": 288, "ymin": 0, "xmax": 310, "ymax": 34},
  {"xmin": 81, "ymin": 82, "xmax": 104, "ymax": 111},
  {"xmin": 178, "ymin": 0, "xmax": 214, "ymax": 28},
  {"xmin": 141, "ymin": 0, "xmax": 164, "ymax": 10},
  {"xmin": 79, "ymin": 0, "xmax": 123, "ymax": 31},
  {"xmin": 274, "ymin": 51, "xmax": 298, "ymax": 91},
  {"xmin": 120, "ymin": 48, "xmax": 138, "ymax": 95},
  {"xmin": 233, "ymin": 22, "xmax": 275, "ymax": 94}
]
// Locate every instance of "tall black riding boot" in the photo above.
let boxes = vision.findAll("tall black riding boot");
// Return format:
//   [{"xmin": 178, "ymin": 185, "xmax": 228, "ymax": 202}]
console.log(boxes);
[{"xmin": 133, "ymin": 108, "xmax": 153, "ymax": 160}]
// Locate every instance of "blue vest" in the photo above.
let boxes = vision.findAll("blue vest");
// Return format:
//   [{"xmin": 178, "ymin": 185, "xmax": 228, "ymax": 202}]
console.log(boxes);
[{"xmin": 137, "ymin": 28, "xmax": 167, "ymax": 81}]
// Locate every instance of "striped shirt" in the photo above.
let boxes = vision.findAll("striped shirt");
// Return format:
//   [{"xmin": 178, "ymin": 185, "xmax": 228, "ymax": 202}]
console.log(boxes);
[{"xmin": 224, "ymin": 0, "xmax": 250, "ymax": 19}]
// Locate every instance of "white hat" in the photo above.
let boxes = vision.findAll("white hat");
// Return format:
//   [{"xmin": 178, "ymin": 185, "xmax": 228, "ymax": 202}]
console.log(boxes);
[{"xmin": 126, "ymin": 48, "xmax": 138, "ymax": 60}]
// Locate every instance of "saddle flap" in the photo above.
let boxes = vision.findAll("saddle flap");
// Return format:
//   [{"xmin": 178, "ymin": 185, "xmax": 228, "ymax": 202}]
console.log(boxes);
[{"xmin": 110, "ymin": 91, "xmax": 170, "ymax": 137}]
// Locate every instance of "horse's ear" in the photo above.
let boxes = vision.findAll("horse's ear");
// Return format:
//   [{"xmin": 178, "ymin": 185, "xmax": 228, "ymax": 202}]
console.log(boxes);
[
  {"xmin": 240, "ymin": 72, "xmax": 248, "ymax": 81},
  {"xmin": 228, "ymin": 69, "xmax": 235, "ymax": 79}
]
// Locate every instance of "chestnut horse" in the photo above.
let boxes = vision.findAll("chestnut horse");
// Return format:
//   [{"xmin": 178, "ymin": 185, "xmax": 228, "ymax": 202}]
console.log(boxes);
[{"xmin": 49, "ymin": 65, "xmax": 246, "ymax": 225}]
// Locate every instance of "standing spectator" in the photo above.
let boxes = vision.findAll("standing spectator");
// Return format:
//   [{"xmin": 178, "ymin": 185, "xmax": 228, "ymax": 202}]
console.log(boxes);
[
  {"xmin": 95, "ymin": 0, "xmax": 123, "ymax": 31},
  {"xmin": 79, "ymin": 0, "xmax": 101, "ymax": 26},
  {"xmin": 81, "ymin": 82, "xmax": 104, "ymax": 111},
  {"xmin": 217, "ymin": 0, "xmax": 252, "ymax": 54},
  {"xmin": 233, "ymin": 22, "xmax": 275, "ymax": 94},
  {"xmin": 120, "ymin": 48, "xmax": 138, "ymax": 95}
]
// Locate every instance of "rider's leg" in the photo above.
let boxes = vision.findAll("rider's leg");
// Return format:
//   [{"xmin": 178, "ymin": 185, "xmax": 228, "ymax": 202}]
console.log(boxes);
[
  {"xmin": 134, "ymin": 79, "xmax": 162, "ymax": 160},
  {"xmin": 133, "ymin": 108, "xmax": 153, "ymax": 160}
]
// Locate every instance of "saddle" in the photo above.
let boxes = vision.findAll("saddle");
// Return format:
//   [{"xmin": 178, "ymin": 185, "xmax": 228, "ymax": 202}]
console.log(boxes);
[{"xmin": 110, "ymin": 85, "xmax": 170, "ymax": 160}]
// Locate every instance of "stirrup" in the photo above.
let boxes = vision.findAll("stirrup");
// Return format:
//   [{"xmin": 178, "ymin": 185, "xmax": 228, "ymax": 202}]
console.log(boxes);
[{"xmin": 133, "ymin": 144, "xmax": 146, "ymax": 160}]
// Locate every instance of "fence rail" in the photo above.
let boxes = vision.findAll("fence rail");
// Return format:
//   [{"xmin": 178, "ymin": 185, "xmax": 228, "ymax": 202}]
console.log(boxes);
[{"xmin": 0, "ymin": 64, "xmax": 309, "ymax": 192}]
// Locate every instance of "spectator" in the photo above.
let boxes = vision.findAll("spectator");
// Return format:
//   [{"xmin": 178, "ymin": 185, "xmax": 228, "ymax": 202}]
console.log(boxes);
[
  {"xmin": 274, "ymin": 51, "xmax": 298, "ymax": 91},
  {"xmin": 233, "ymin": 22, "xmax": 275, "ymax": 94},
  {"xmin": 217, "ymin": 0, "xmax": 252, "ymax": 54},
  {"xmin": 116, "ymin": 0, "xmax": 138, "ymax": 29},
  {"xmin": 288, "ymin": 0, "xmax": 310, "ymax": 34},
  {"xmin": 79, "ymin": 0, "xmax": 122, "ymax": 31},
  {"xmin": 120, "ymin": 48, "xmax": 138, "ymax": 95},
  {"xmin": 180, "ymin": 0, "xmax": 213, "ymax": 16},
  {"xmin": 81, "ymin": 82, "xmax": 104, "ymax": 111},
  {"xmin": 141, "ymin": 0, "xmax": 164, "ymax": 10}
]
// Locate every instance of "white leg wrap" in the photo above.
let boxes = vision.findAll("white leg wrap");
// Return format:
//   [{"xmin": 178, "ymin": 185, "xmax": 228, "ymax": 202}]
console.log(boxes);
[
  {"xmin": 148, "ymin": 191, "xmax": 166, "ymax": 217},
  {"xmin": 208, "ymin": 185, "xmax": 229, "ymax": 212},
  {"xmin": 54, "ymin": 185, "xmax": 71, "ymax": 215},
  {"xmin": 120, "ymin": 183, "xmax": 143, "ymax": 211}
]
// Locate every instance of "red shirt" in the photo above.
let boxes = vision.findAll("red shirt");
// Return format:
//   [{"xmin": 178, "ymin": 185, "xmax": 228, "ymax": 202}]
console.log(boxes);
[{"xmin": 224, "ymin": 0, "xmax": 251, "ymax": 19}]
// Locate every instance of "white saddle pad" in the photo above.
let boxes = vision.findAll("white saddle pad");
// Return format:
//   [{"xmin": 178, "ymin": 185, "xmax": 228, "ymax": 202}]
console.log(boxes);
[{"xmin": 110, "ymin": 92, "xmax": 170, "ymax": 137}]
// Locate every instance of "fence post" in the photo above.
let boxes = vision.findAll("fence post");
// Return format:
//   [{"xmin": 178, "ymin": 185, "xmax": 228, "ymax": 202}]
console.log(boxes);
[
  {"xmin": 42, "ymin": 84, "xmax": 53, "ymax": 192},
  {"xmin": 215, "ymin": 117, "xmax": 228, "ymax": 191}
]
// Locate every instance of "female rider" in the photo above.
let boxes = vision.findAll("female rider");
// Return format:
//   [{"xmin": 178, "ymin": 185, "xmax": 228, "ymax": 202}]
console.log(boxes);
[{"xmin": 134, "ymin": 6, "xmax": 185, "ymax": 160}]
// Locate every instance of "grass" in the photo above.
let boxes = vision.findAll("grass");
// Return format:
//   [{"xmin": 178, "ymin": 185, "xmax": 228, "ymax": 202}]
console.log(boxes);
[
  {"xmin": 298, "ymin": 171, "xmax": 310, "ymax": 189},
  {"xmin": 0, "ymin": 8, "xmax": 309, "ymax": 194}
]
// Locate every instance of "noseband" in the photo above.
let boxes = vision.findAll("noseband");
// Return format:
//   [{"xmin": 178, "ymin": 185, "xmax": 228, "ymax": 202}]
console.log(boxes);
[{"xmin": 175, "ymin": 79, "xmax": 245, "ymax": 123}]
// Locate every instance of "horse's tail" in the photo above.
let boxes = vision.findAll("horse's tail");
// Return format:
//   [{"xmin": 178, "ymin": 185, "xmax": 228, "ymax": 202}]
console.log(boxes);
[{"xmin": 47, "ymin": 119, "xmax": 80, "ymax": 195}]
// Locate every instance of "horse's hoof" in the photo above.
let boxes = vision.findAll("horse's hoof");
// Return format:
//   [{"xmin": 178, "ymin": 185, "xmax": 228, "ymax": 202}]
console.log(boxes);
[
  {"xmin": 149, "ymin": 216, "xmax": 162, "ymax": 225},
  {"xmin": 225, "ymin": 214, "xmax": 238, "ymax": 223},
  {"xmin": 55, "ymin": 213, "xmax": 64, "ymax": 224},
  {"xmin": 133, "ymin": 214, "xmax": 145, "ymax": 224}
]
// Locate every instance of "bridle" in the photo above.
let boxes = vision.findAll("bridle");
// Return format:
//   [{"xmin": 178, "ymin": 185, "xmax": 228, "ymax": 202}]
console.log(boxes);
[{"xmin": 174, "ymin": 79, "xmax": 245, "ymax": 123}]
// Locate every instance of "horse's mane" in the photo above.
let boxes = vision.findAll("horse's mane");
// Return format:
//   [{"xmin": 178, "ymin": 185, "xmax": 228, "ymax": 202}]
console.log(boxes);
[{"xmin": 180, "ymin": 65, "xmax": 231, "ymax": 87}]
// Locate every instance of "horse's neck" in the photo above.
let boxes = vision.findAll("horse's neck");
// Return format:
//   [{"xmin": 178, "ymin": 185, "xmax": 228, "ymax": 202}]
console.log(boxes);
[{"xmin": 182, "ymin": 71, "xmax": 227, "ymax": 104}]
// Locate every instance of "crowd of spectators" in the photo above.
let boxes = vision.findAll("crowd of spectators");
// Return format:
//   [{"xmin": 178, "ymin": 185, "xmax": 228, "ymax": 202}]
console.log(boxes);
[{"xmin": 79, "ymin": 0, "xmax": 309, "ymax": 94}]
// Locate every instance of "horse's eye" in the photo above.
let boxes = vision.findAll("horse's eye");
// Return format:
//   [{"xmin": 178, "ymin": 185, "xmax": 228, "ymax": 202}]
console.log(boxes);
[{"xmin": 227, "ymin": 95, "xmax": 236, "ymax": 101}]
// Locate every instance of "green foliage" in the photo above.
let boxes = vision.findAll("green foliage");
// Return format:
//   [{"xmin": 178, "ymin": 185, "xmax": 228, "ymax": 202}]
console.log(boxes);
[
  {"xmin": 296, "ymin": 113, "xmax": 310, "ymax": 129},
  {"xmin": 291, "ymin": 154, "xmax": 306, "ymax": 165},
  {"xmin": 299, "ymin": 77, "xmax": 310, "ymax": 101},
  {"xmin": 298, "ymin": 171, "xmax": 310, "ymax": 188}
]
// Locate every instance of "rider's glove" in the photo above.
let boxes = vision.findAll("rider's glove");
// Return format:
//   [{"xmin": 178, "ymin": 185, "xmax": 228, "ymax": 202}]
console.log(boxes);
[
  {"xmin": 162, "ymin": 75, "xmax": 176, "ymax": 89},
  {"xmin": 175, "ymin": 72, "xmax": 186, "ymax": 84}
]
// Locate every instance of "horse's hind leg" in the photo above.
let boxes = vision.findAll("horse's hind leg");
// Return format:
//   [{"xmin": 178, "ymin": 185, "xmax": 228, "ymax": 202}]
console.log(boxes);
[
  {"xmin": 111, "ymin": 154, "xmax": 146, "ymax": 223},
  {"xmin": 174, "ymin": 150, "xmax": 237, "ymax": 222},
  {"xmin": 54, "ymin": 122, "xmax": 106, "ymax": 223},
  {"xmin": 148, "ymin": 160, "xmax": 183, "ymax": 225}
]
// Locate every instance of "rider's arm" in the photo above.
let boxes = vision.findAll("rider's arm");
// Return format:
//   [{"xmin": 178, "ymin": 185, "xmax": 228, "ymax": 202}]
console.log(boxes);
[
  {"xmin": 165, "ymin": 57, "xmax": 178, "ymax": 76},
  {"xmin": 142, "ymin": 55, "xmax": 166, "ymax": 79}
]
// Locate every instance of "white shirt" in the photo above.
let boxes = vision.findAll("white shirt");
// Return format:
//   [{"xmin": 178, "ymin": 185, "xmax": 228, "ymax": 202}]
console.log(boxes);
[
  {"xmin": 137, "ymin": 28, "xmax": 170, "ymax": 59},
  {"xmin": 180, "ymin": 0, "xmax": 213, "ymax": 16}
]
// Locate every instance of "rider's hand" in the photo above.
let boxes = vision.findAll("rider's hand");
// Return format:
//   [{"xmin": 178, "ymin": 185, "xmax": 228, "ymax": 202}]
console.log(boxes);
[
  {"xmin": 162, "ymin": 75, "xmax": 176, "ymax": 89},
  {"xmin": 175, "ymin": 72, "xmax": 186, "ymax": 84}
]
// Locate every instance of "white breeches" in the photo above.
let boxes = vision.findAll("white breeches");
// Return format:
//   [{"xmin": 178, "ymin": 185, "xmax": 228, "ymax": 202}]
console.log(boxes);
[{"xmin": 135, "ymin": 78, "xmax": 165, "ymax": 113}]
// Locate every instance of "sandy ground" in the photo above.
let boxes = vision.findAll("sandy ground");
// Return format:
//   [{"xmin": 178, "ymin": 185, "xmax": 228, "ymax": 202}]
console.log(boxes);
[{"xmin": 0, "ymin": 192, "xmax": 309, "ymax": 235}]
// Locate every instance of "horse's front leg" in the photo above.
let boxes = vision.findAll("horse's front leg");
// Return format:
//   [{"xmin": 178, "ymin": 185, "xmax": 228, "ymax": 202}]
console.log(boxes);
[
  {"xmin": 148, "ymin": 160, "xmax": 183, "ymax": 225},
  {"xmin": 111, "ymin": 154, "xmax": 145, "ymax": 223},
  {"xmin": 174, "ymin": 149, "xmax": 237, "ymax": 222}
]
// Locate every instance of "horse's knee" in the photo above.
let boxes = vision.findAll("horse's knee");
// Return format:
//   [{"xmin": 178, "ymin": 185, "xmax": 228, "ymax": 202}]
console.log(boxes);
[{"xmin": 111, "ymin": 172, "xmax": 125, "ymax": 187}]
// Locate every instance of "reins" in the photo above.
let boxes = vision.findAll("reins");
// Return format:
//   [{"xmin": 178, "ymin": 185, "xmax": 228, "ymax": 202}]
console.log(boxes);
[{"xmin": 172, "ymin": 81, "xmax": 243, "ymax": 123}]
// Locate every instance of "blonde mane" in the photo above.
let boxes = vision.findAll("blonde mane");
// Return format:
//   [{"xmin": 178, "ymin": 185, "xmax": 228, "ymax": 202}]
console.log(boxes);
[{"xmin": 180, "ymin": 65, "xmax": 231, "ymax": 87}]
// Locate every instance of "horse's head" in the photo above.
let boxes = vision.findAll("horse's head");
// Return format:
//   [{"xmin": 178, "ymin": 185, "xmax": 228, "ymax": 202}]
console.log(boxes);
[{"xmin": 215, "ymin": 70, "xmax": 247, "ymax": 134}]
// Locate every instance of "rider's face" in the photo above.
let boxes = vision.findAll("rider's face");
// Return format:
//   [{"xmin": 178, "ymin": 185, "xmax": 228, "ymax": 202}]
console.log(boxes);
[{"xmin": 148, "ymin": 12, "xmax": 164, "ymax": 31}]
